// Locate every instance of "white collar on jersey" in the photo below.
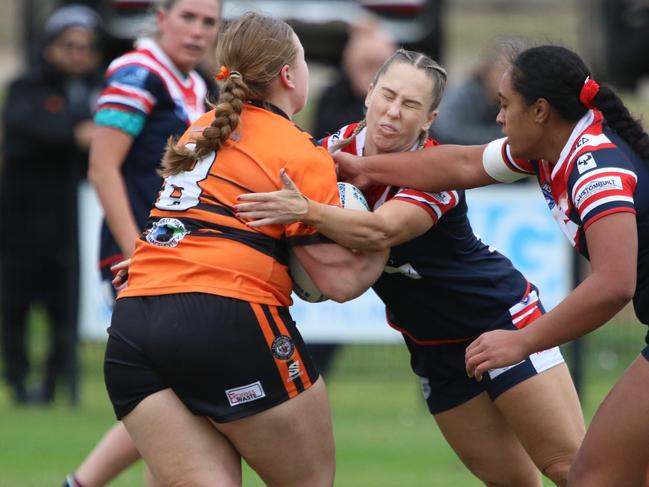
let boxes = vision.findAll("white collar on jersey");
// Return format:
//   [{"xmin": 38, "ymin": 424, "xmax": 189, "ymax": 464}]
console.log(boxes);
[
  {"xmin": 551, "ymin": 110, "xmax": 594, "ymax": 179},
  {"xmin": 134, "ymin": 37, "xmax": 194, "ymax": 88}
]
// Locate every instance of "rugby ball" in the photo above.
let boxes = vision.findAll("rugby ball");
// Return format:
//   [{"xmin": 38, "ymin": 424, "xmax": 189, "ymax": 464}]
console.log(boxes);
[{"xmin": 290, "ymin": 182, "xmax": 369, "ymax": 303}]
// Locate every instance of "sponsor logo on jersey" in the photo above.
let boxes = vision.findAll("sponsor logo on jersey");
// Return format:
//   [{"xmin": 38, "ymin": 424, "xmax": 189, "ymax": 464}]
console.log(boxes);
[
  {"xmin": 576, "ymin": 152, "xmax": 597, "ymax": 174},
  {"xmin": 575, "ymin": 136, "xmax": 590, "ymax": 149},
  {"xmin": 225, "ymin": 381, "xmax": 266, "ymax": 406},
  {"xmin": 113, "ymin": 65, "xmax": 149, "ymax": 88},
  {"xmin": 145, "ymin": 218, "xmax": 188, "ymax": 247},
  {"xmin": 271, "ymin": 335, "xmax": 295, "ymax": 360},
  {"xmin": 574, "ymin": 175, "xmax": 623, "ymax": 208},
  {"xmin": 428, "ymin": 192, "xmax": 452, "ymax": 205},
  {"xmin": 287, "ymin": 361, "xmax": 301, "ymax": 381},
  {"xmin": 330, "ymin": 129, "xmax": 342, "ymax": 144},
  {"xmin": 541, "ymin": 182, "xmax": 556, "ymax": 209}
]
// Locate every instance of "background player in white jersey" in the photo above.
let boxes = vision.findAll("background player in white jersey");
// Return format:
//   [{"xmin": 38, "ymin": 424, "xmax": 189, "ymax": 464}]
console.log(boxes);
[
  {"xmin": 237, "ymin": 49, "xmax": 585, "ymax": 487},
  {"xmin": 328, "ymin": 45, "xmax": 649, "ymax": 487}
]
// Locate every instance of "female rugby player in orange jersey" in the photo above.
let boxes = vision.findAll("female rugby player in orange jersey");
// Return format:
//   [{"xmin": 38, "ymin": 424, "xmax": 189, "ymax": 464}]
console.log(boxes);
[{"xmin": 102, "ymin": 12, "xmax": 387, "ymax": 487}]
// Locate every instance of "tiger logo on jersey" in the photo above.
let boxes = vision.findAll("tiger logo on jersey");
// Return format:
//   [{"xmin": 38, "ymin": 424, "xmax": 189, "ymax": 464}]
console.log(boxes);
[{"xmin": 145, "ymin": 218, "xmax": 188, "ymax": 247}]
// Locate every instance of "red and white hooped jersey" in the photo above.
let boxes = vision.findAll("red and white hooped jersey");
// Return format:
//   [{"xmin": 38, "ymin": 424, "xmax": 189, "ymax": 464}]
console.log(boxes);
[{"xmin": 487, "ymin": 110, "xmax": 642, "ymax": 258}]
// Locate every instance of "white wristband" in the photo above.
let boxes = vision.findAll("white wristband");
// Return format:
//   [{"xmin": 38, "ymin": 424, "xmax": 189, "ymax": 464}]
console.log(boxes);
[{"xmin": 482, "ymin": 137, "xmax": 525, "ymax": 183}]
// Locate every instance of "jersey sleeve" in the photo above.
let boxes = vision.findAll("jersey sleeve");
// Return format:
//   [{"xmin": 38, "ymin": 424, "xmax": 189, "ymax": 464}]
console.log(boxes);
[
  {"xmin": 320, "ymin": 124, "xmax": 355, "ymax": 152},
  {"xmin": 94, "ymin": 60, "xmax": 161, "ymax": 137},
  {"xmin": 392, "ymin": 189, "xmax": 460, "ymax": 224},
  {"xmin": 283, "ymin": 145, "xmax": 340, "ymax": 246},
  {"xmin": 482, "ymin": 137, "xmax": 535, "ymax": 182},
  {"xmin": 568, "ymin": 147, "xmax": 638, "ymax": 230}
]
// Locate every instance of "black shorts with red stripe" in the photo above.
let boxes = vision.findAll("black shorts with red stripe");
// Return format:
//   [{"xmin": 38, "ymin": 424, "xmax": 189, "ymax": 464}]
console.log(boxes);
[{"xmin": 104, "ymin": 293, "xmax": 319, "ymax": 422}]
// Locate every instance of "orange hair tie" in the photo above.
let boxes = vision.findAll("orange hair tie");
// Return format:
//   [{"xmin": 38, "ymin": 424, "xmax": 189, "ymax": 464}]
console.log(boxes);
[{"xmin": 215, "ymin": 65, "xmax": 231, "ymax": 81}]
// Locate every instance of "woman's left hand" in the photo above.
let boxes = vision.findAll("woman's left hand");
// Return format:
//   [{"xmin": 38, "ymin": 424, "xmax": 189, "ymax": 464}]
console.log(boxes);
[
  {"xmin": 111, "ymin": 258, "xmax": 131, "ymax": 291},
  {"xmin": 465, "ymin": 329, "xmax": 531, "ymax": 381},
  {"xmin": 236, "ymin": 169, "xmax": 309, "ymax": 227}
]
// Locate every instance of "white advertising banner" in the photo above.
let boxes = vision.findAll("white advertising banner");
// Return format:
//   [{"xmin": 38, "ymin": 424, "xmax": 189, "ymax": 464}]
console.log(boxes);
[{"xmin": 79, "ymin": 183, "xmax": 573, "ymax": 342}]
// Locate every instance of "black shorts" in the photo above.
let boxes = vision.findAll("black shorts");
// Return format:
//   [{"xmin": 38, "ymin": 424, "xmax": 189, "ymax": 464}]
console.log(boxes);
[{"xmin": 104, "ymin": 293, "xmax": 319, "ymax": 422}]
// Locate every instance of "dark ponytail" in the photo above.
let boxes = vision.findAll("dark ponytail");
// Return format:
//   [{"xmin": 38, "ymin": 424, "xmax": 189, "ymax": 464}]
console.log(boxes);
[
  {"xmin": 511, "ymin": 45, "xmax": 649, "ymax": 161},
  {"xmin": 593, "ymin": 86, "xmax": 649, "ymax": 160}
]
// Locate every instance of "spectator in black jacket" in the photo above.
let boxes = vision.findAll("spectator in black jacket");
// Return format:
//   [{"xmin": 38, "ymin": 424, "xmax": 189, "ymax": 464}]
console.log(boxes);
[{"xmin": 0, "ymin": 4, "xmax": 103, "ymax": 405}]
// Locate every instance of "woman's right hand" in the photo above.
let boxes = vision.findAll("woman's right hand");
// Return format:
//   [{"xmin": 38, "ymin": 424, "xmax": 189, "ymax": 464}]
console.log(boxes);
[
  {"xmin": 333, "ymin": 151, "xmax": 371, "ymax": 190},
  {"xmin": 235, "ymin": 169, "xmax": 309, "ymax": 227}
]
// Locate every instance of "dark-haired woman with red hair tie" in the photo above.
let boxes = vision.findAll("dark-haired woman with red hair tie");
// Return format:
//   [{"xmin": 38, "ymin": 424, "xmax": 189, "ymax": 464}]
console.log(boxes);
[{"xmin": 328, "ymin": 45, "xmax": 649, "ymax": 486}]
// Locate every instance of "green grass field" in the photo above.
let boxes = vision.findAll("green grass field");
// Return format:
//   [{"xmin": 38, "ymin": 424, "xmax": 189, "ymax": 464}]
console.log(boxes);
[{"xmin": 0, "ymin": 311, "xmax": 644, "ymax": 487}]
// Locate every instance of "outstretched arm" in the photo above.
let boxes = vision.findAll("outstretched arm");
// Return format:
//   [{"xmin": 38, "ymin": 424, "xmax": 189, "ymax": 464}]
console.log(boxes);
[
  {"xmin": 236, "ymin": 171, "xmax": 434, "ymax": 252},
  {"xmin": 335, "ymin": 143, "xmax": 498, "ymax": 192}
]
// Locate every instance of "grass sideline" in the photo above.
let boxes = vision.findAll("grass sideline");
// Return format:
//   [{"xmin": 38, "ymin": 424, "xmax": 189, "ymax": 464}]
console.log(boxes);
[{"xmin": 0, "ymin": 313, "xmax": 645, "ymax": 486}]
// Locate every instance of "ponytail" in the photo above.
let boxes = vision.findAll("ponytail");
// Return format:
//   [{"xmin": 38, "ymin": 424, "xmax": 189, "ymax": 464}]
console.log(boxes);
[
  {"xmin": 592, "ymin": 86, "xmax": 649, "ymax": 160},
  {"xmin": 512, "ymin": 45, "xmax": 649, "ymax": 163}
]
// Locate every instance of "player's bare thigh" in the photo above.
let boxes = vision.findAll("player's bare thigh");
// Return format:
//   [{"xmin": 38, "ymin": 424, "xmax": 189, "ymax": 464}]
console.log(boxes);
[
  {"xmin": 434, "ymin": 391, "xmax": 542, "ymax": 487},
  {"xmin": 494, "ymin": 363, "xmax": 584, "ymax": 486},
  {"xmin": 122, "ymin": 388, "xmax": 242, "ymax": 487},
  {"xmin": 214, "ymin": 376, "xmax": 335, "ymax": 487},
  {"xmin": 568, "ymin": 355, "xmax": 649, "ymax": 487}
]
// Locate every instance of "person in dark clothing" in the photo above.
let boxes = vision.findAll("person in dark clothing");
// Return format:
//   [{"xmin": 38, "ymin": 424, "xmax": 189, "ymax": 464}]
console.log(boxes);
[
  {"xmin": 429, "ymin": 36, "xmax": 527, "ymax": 145},
  {"xmin": 313, "ymin": 20, "xmax": 396, "ymax": 139},
  {"xmin": 0, "ymin": 4, "xmax": 103, "ymax": 405}
]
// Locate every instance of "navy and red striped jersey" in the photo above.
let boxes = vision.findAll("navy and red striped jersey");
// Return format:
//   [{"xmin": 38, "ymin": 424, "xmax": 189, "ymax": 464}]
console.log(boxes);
[
  {"xmin": 94, "ymin": 38, "xmax": 208, "ymax": 271},
  {"xmin": 322, "ymin": 123, "xmax": 536, "ymax": 343},
  {"xmin": 489, "ymin": 110, "xmax": 649, "ymax": 323}
]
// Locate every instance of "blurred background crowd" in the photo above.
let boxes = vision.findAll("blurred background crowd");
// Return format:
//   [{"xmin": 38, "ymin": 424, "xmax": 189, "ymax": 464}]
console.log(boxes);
[{"xmin": 0, "ymin": 0, "xmax": 647, "ymax": 485}]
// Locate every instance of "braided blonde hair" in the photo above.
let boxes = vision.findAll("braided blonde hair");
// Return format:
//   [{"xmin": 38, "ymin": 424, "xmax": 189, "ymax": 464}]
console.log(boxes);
[{"xmin": 160, "ymin": 12, "xmax": 297, "ymax": 176}]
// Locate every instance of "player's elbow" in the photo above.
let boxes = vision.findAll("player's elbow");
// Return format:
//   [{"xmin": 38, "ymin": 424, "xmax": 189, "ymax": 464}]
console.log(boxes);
[
  {"xmin": 610, "ymin": 278, "xmax": 636, "ymax": 304},
  {"xmin": 349, "ymin": 223, "xmax": 395, "ymax": 252},
  {"xmin": 87, "ymin": 161, "xmax": 100, "ymax": 187},
  {"xmin": 322, "ymin": 281, "xmax": 365, "ymax": 303},
  {"xmin": 87, "ymin": 158, "xmax": 108, "ymax": 189},
  {"xmin": 598, "ymin": 272, "xmax": 636, "ymax": 310},
  {"xmin": 358, "ymin": 231, "xmax": 392, "ymax": 252}
]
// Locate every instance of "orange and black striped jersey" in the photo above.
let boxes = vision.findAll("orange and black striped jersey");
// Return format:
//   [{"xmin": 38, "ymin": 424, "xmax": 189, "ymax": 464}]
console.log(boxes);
[{"xmin": 119, "ymin": 100, "xmax": 339, "ymax": 307}]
